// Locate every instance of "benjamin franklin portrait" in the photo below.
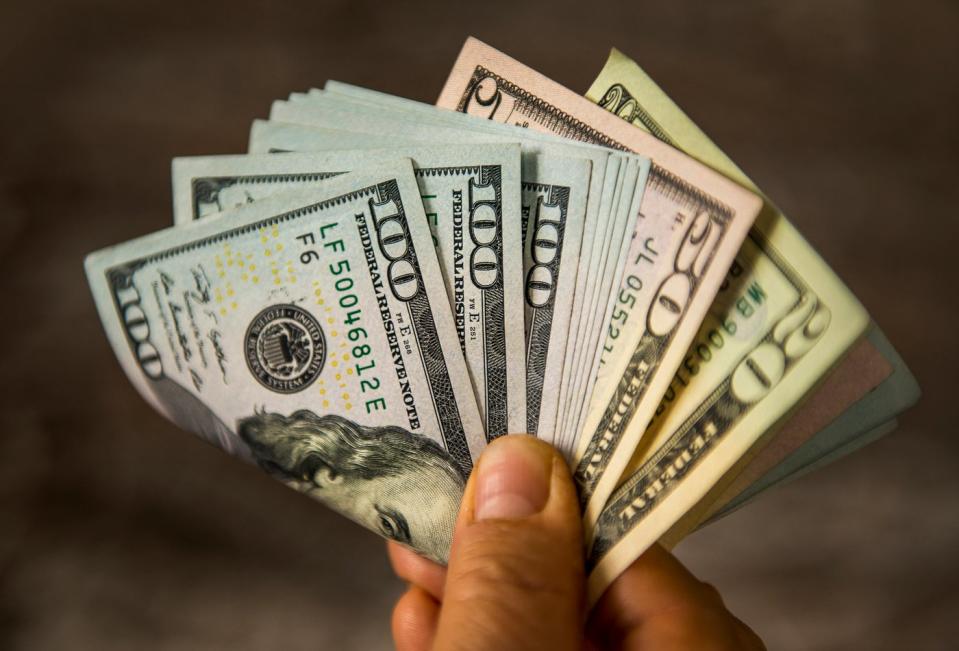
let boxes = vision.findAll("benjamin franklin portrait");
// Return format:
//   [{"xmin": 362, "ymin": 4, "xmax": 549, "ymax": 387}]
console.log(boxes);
[{"xmin": 238, "ymin": 410, "xmax": 465, "ymax": 563}]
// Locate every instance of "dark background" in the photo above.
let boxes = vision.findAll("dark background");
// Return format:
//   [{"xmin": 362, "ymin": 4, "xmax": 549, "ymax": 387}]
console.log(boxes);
[{"xmin": 1, "ymin": 1, "xmax": 957, "ymax": 649}]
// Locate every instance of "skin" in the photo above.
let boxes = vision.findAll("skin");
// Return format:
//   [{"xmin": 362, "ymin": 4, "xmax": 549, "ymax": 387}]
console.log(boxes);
[{"xmin": 388, "ymin": 435, "xmax": 766, "ymax": 651}]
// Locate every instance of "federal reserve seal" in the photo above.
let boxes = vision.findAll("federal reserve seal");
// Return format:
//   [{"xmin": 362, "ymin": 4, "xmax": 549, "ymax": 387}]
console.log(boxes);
[{"xmin": 244, "ymin": 304, "xmax": 326, "ymax": 393}]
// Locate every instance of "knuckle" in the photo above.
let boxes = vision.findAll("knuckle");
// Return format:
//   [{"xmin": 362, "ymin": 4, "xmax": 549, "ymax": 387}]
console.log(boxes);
[
  {"xmin": 698, "ymin": 580, "xmax": 726, "ymax": 607},
  {"xmin": 664, "ymin": 602, "xmax": 759, "ymax": 650}
]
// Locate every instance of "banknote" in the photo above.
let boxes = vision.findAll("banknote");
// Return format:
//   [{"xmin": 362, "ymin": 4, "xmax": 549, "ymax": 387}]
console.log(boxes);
[
  {"xmin": 299, "ymin": 84, "xmax": 651, "ymax": 450},
  {"xmin": 657, "ymin": 335, "xmax": 892, "ymax": 546},
  {"xmin": 437, "ymin": 38, "xmax": 761, "ymax": 528},
  {"xmin": 86, "ymin": 161, "xmax": 483, "ymax": 563},
  {"xmin": 589, "ymin": 49, "xmax": 919, "ymax": 538},
  {"xmin": 170, "ymin": 146, "xmax": 527, "ymax": 439},
  {"xmin": 559, "ymin": 156, "xmax": 646, "ymax": 455},
  {"xmin": 517, "ymin": 154, "xmax": 589, "ymax": 438},
  {"xmin": 703, "ymin": 326, "xmax": 919, "ymax": 524},
  {"xmin": 580, "ymin": 48, "xmax": 869, "ymax": 603},
  {"xmin": 250, "ymin": 109, "xmax": 603, "ymax": 440}
]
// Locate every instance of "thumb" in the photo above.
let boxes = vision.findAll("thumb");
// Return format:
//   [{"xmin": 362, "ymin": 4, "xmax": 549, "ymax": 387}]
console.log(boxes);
[{"xmin": 432, "ymin": 435, "xmax": 585, "ymax": 651}]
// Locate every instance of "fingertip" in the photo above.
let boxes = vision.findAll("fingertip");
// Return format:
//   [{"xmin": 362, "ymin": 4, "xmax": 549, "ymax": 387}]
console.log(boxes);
[
  {"xmin": 387, "ymin": 541, "xmax": 447, "ymax": 600},
  {"xmin": 392, "ymin": 586, "xmax": 440, "ymax": 651}
]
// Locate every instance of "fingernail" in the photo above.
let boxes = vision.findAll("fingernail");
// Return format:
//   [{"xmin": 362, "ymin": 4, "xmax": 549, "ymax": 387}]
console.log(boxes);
[{"xmin": 474, "ymin": 436, "xmax": 552, "ymax": 521}]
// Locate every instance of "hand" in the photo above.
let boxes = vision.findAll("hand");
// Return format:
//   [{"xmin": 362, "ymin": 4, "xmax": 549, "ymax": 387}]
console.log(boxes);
[{"xmin": 388, "ymin": 435, "xmax": 765, "ymax": 650}]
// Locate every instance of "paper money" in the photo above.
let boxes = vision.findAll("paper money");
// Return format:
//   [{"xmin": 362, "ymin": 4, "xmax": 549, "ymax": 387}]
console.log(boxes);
[
  {"xmin": 516, "ymin": 154, "xmax": 590, "ymax": 438},
  {"xmin": 580, "ymin": 48, "xmax": 869, "ymax": 603},
  {"xmin": 171, "ymin": 146, "xmax": 527, "ymax": 439},
  {"xmin": 657, "ymin": 335, "xmax": 892, "ymax": 547},
  {"xmin": 437, "ymin": 38, "xmax": 761, "ymax": 529},
  {"xmin": 704, "ymin": 326, "xmax": 919, "ymax": 524},
  {"xmin": 558, "ymin": 155, "xmax": 645, "ymax": 455},
  {"xmin": 250, "ymin": 107, "xmax": 604, "ymax": 440},
  {"xmin": 86, "ymin": 162, "xmax": 482, "ymax": 563},
  {"xmin": 293, "ymin": 85, "xmax": 653, "ymax": 452}
]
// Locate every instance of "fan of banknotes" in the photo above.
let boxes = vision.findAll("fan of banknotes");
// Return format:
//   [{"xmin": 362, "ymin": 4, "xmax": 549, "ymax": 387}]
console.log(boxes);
[{"xmin": 85, "ymin": 37, "xmax": 919, "ymax": 604}]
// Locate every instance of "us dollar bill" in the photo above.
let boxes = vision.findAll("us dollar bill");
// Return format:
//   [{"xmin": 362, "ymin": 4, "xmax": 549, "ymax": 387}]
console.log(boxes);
[
  {"xmin": 518, "ymin": 155, "xmax": 589, "ymax": 437},
  {"xmin": 663, "ymin": 334, "xmax": 889, "ymax": 539},
  {"xmin": 705, "ymin": 326, "xmax": 918, "ymax": 525},
  {"xmin": 249, "ymin": 112, "xmax": 597, "ymax": 439},
  {"xmin": 171, "ymin": 146, "xmax": 527, "ymax": 440},
  {"xmin": 558, "ymin": 155, "xmax": 645, "ymax": 455},
  {"xmin": 436, "ymin": 38, "xmax": 761, "ymax": 526},
  {"xmin": 581, "ymin": 49, "xmax": 869, "ymax": 604},
  {"xmin": 86, "ymin": 162, "xmax": 484, "ymax": 563},
  {"xmin": 302, "ymin": 84, "xmax": 648, "ymax": 446}
]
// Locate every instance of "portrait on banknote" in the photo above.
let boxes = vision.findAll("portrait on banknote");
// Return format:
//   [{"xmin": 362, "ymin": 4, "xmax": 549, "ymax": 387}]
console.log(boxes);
[{"xmin": 238, "ymin": 410, "xmax": 465, "ymax": 562}]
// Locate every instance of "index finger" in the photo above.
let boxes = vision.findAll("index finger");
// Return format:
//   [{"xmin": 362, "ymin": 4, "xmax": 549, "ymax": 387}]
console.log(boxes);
[
  {"xmin": 587, "ymin": 544, "xmax": 764, "ymax": 650},
  {"xmin": 387, "ymin": 541, "xmax": 448, "ymax": 601}
]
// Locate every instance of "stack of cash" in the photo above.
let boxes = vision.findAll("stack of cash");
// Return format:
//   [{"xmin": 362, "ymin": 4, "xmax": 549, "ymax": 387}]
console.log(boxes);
[{"xmin": 85, "ymin": 37, "xmax": 919, "ymax": 604}]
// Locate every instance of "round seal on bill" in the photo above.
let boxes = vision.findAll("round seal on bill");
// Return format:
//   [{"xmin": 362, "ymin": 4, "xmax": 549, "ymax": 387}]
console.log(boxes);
[{"xmin": 244, "ymin": 304, "xmax": 326, "ymax": 393}]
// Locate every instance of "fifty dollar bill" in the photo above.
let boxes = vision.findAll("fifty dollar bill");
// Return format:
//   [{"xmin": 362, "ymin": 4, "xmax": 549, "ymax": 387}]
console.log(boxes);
[{"xmin": 436, "ymin": 38, "xmax": 762, "ymax": 529}]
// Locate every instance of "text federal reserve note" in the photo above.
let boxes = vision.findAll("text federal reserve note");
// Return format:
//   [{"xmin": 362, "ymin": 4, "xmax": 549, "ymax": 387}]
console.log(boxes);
[
  {"xmin": 87, "ymin": 162, "xmax": 483, "ymax": 563},
  {"xmin": 171, "ymin": 146, "xmax": 527, "ymax": 440},
  {"xmin": 249, "ymin": 114, "xmax": 596, "ymax": 440}
]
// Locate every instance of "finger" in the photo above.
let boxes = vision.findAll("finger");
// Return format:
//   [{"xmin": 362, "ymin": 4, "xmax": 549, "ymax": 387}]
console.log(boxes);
[
  {"xmin": 392, "ymin": 586, "xmax": 440, "ymax": 651},
  {"xmin": 587, "ymin": 544, "xmax": 764, "ymax": 650},
  {"xmin": 387, "ymin": 541, "xmax": 447, "ymax": 601},
  {"xmin": 594, "ymin": 544, "xmax": 721, "ymax": 623},
  {"xmin": 732, "ymin": 614, "xmax": 768, "ymax": 650},
  {"xmin": 432, "ymin": 435, "xmax": 585, "ymax": 651}
]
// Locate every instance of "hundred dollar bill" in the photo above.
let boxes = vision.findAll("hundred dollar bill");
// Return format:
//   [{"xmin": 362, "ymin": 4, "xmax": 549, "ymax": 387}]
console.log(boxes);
[
  {"xmin": 437, "ymin": 38, "xmax": 761, "ymax": 525},
  {"xmin": 170, "ymin": 146, "xmax": 527, "ymax": 439},
  {"xmin": 518, "ymin": 154, "xmax": 589, "ymax": 438},
  {"xmin": 581, "ymin": 49, "xmax": 869, "ymax": 603},
  {"xmin": 86, "ymin": 162, "xmax": 483, "ymax": 563},
  {"xmin": 313, "ymin": 84, "xmax": 647, "ymax": 452},
  {"xmin": 248, "ymin": 118, "xmax": 593, "ymax": 439},
  {"xmin": 295, "ymin": 85, "xmax": 651, "ymax": 451},
  {"xmin": 259, "ymin": 98, "xmax": 600, "ymax": 441}
]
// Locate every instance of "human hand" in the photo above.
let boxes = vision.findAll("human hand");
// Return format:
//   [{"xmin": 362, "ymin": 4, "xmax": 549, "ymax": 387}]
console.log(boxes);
[{"xmin": 388, "ymin": 435, "xmax": 765, "ymax": 650}]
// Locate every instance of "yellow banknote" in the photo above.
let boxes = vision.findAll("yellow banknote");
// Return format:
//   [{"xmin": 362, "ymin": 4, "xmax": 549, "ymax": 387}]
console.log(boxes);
[{"xmin": 584, "ymin": 49, "xmax": 869, "ymax": 605}]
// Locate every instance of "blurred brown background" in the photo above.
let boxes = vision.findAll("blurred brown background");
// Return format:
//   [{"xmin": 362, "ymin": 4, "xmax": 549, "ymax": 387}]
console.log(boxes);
[{"xmin": 1, "ymin": 1, "xmax": 957, "ymax": 649}]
